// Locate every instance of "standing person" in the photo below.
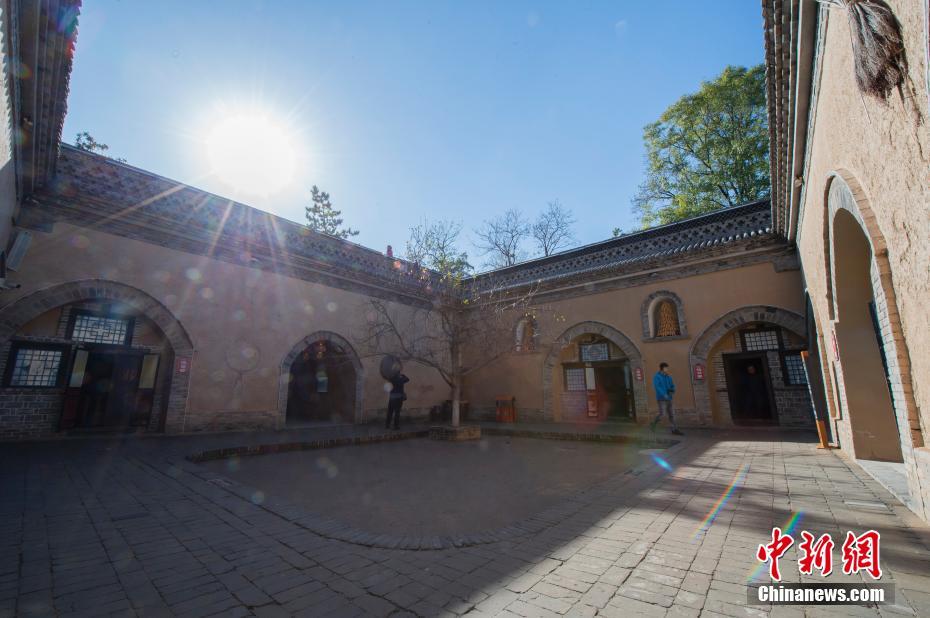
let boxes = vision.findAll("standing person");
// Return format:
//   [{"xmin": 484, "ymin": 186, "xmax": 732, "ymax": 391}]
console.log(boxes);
[
  {"xmin": 386, "ymin": 373, "xmax": 409, "ymax": 430},
  {"xmin": 651, "ymin": 362, "xmax": 683, "ymax": 436}
]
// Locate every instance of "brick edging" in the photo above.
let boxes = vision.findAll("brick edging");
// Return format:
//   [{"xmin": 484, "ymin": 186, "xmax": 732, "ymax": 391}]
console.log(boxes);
[{"xmin": 186, "ymin": 429, "xmax": 429, "ymax": 462}]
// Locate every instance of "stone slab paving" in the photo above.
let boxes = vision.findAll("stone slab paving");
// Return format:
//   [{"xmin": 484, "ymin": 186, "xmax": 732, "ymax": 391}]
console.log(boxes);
[{"xmin": 1, "ymin": 425, "xmax": 929, "ymax": 617}]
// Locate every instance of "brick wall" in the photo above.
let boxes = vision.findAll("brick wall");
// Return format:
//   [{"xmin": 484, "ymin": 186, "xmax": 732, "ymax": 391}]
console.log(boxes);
[
  {"xmin": 560, "ymin": 391, "xmax": 588, "ymax": 422},
  {"xmin": 766, "ymin": 349, "xmax": 814, "ymax": 426},
  {"xmin": 0, "ymin": 388, "xmax": 63, "ymax": 439}
]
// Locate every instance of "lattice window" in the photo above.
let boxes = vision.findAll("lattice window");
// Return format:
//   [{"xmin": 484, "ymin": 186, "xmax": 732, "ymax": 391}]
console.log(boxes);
[
  {"xmin": 9, "ymin": 347, "xmax": 64, "ymax": 387},
  {"xmin": 71, "ymin": 313, "xmax": 131, "ymax": 345},
  {"xmin": 579, "ymin": 342, "xmax": 609, "ymax": 362},
  {"xmin": 783, "ymin": 353, "xmax": 808, "ymax": 386},
  {"xmin": 564, "ymin": 367, "xmax": 586, "ymax": 391},
  {"xmin": 654, "ymin": 301, "xmax": 681, "ymax": 337},
  {"xmin": 515, "ymin": 317, "xmax": 537, "ymax": 352},
  {"xmin": 742, "ymin": 329, "xmax": 780, "ymax": 351}
]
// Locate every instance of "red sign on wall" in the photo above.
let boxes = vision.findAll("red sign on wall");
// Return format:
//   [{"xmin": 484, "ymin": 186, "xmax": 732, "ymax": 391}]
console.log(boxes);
[
  {"xmin": 176, "ymin": 357, "xmax": 191, "ymax": 374},
  {"xmin": 693, "ymin": 364, "xmax": 706, "ymax": 381},
  {"xmin": 634, "ymin": 367, "xmax": 643, "ymax": 382}
]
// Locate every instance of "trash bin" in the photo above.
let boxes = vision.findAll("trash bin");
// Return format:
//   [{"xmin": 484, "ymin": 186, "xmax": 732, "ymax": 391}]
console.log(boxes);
[{"xmin": 496, "ymin": 396, "xmax": 516, "ymax": 423}]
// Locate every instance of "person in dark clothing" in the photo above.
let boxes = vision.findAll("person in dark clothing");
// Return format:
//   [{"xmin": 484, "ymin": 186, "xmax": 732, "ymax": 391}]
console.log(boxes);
[
  {"xmin": 739, "ymin": 364, "xmax": 769, "ymax": 419},
  {"xmin": 386, "ymin": 374, "xmax": 409, "ymax": 430}
]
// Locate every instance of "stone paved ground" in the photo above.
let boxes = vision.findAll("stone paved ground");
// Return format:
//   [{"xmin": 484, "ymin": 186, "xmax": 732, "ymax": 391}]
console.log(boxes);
[{"xmin": 2, "ymin": 425, "xmax": 930, "ymax": 617}]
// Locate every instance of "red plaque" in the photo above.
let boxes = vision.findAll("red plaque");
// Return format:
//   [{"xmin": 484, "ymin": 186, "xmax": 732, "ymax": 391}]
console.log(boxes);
[
  {"xmin": 634, "ymin": 367, "xmax": 643, "ymax": 382},
  {"xmin": 693, "ymin": 364, "xmax": 705, "ymax": 381},
  {"xmin": 176, "ymin": 357, "xmax": 191, "ymax": 374}
]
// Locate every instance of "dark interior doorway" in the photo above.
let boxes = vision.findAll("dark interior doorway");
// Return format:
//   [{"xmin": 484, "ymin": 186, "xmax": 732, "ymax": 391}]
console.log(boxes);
[
  {"xmin": 287, "ymin": 341, "xmax": 357, "ymax": 424},
  {"xmin": 75, "ymin": 351, "xmax": 145, "ymax": 429},
  {"xmin": 724, "ymin": 353, "xmax": 777, "ymax": 425},
  {"xmin": 594, "ymin": 362, "xmax": 636, "ymax": 421}
]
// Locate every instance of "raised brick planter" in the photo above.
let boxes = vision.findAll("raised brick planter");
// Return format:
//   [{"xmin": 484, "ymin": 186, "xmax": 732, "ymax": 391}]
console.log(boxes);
[{"xmin": 428, "ymin": 424, "xmax": 481, "ymax": 441}]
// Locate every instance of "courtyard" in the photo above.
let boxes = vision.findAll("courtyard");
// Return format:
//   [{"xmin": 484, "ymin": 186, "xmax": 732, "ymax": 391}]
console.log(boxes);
[
  {"xmin": 2, "ymin": 424, "xmax": 929, "ymax": 617},
  {"xmin": 200, "ymin": 436, "xmax": 647, "ymax": 539}
]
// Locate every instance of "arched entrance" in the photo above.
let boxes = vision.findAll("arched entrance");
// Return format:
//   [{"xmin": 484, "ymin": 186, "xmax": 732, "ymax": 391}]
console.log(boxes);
[
  {"xmin": 542, "ymin": 321, "xmax": 646, "ymax": 423},
  {"xmin": 690, "ymin": 306, "xmax": 810, "ymax": 427},
  {"xmin": 823, "ymin": 172, "xmax": 924, "ymax": 463},
  {"xmin": 829, "ymin": 194, "xmax": 902, "ymax": 461},
  {"xmin": 0, "ymin": 280, "xmax": 194, "ymax": 434},
  {"xmin": 279, "ymin": 331, "xmax": 362, "ymax": 425}
]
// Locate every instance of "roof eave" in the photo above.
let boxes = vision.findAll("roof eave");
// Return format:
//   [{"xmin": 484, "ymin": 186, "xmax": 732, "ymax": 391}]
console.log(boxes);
[
  {"xmin": 763, "ymin": 0, "xmax": 819, "ymax": 242},
  {"xmin": 7, "ymin": 0, "xmax": 80, "ymax": 200}
]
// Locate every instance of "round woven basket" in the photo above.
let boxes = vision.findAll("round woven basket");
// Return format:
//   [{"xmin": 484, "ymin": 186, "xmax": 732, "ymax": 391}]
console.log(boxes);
[{"xmin": 379, "ymin": 354, "xmax": 403, "ymax": 381}]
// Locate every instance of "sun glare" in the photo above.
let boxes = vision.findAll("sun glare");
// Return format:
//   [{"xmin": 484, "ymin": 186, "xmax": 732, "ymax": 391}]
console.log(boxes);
[{"xmin": 205, "ymin": 110, "xmax": 298, "ymax": 196}]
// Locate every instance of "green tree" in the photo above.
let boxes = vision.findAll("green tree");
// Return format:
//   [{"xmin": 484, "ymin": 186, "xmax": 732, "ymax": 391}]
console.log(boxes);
[
  {"xmin": 305, "ymin": 185, "xmax": 359, "ymax": 239},
  {"xmin": 74, "ymin": 132, "xmax": 126, "ymax": 162},
  {"xmin": 405, "ymin": 219, "xmax": 472, "ymax": 278},
  {"xmin": 633, "ymin": 65, "xmax": 769, "ymax": 227}
]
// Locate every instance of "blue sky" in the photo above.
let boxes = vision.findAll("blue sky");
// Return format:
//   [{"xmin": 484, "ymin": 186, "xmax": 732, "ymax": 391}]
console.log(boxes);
[{"xmin": 62, "ymin": 1, "xmax": 764, "ymax": 261}]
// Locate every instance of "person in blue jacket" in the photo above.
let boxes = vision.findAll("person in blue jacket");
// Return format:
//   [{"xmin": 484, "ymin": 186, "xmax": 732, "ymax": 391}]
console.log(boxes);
[{"xmin": 651, "ymin": 362, "xmax": 683, "ymax": 435}]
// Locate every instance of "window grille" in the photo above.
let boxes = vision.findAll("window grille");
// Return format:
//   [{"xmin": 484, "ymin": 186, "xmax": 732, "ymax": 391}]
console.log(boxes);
[
  {"xmin": 783, "ymin": 353, "xmax": 808, "ymax": 386},
  {"xmin": 9, "ymin": 347, "xmax": 63, "ymax": 387},
  {"xmin": 742, "ymin": 329, "xmax": 780, "ymax": 351},
  {"xmin": 565, "ymin": 367, "xmax": 586, "ymax": 391},
  {"xmin": 654, "ymin": 301, "xmax": 681, "ymax": 337},
  {"xmin": 71, "ymin": 314, "xmax": 131, "ymax": 345},
  {"xmin": 515, "ymin": 318, "xmax": 536, "ymax": 352},
  {"xmin": 579, "ymin": 342, "xmax": 609, "ymax": 362}
]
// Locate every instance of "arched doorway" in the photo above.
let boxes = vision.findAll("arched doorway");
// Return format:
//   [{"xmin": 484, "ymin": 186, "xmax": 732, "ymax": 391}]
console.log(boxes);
[
  {"xmin": 690, "ymin": 306, "xmax": 811, "ymax": 427},
  {"xmin": 823, "ymin": 172, "xmax": 925, "ymax": 463},
  {"xmin": 0, "ymin": 280, "xmax": 193, "ymax": 435},
  {"xmin": 831, "ymin": 208, "xmax": 903, "ymax": 461},
  {"xmin": 542, "ymin": 321, "xmax": 646, "ymax": 423},
  {"xmin": 280, "ymin": 331, "xmax": 362, "ymax": 425}
]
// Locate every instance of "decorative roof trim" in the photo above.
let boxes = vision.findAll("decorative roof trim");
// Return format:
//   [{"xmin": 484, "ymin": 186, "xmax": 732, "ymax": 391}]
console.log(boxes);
[{"xmin": 476, "ymin": 200, "xmax": 777, "ymax": 291}]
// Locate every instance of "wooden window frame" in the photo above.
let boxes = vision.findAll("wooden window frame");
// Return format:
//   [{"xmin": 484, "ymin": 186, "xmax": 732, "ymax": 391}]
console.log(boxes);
[
  {"xmin": 653, "ymin": 300, "xmax": 681, "ymax": 338},
  {"xmin": 67, "ymin": 308, "xmax": 135, "ymax": 347},
  {"xmin": 739, "ymin": 327, "xmax": 783, "ymax": 352},
  {"xmin": 781, "ymin": 351, "xmax": 808, "ymax": 387},
  {"xmin": 4, "ymin": 342, "xmax": 70, "ymax": 388}
]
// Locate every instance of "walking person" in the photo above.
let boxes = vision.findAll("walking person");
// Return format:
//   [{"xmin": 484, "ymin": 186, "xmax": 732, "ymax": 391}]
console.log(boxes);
[
  {"xmin": 651, "ymin": 362, "xmax": 683, "ymax": 436},
  {"xmin": 386, "ymin": 373, "xmax": 409, "ymax": 430}
]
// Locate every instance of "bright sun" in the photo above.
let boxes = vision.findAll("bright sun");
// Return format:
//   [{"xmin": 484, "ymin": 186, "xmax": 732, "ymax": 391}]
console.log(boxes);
[{"xmin": 205, "ymin": 111, "xmax": 297, "ymax": 196}]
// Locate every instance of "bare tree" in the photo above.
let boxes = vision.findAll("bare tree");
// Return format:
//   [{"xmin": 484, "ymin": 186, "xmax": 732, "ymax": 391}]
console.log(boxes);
[
  {"xmin": 360, "ymin": 221, "xmax": 540, "ymax": 427},
  {"xmin": 474, "ymin": 209, "xmax": 530, "ymax": 269},
  {"xmin": 532, "ymin": 200, "xmax": 576, "ymax": 256}
]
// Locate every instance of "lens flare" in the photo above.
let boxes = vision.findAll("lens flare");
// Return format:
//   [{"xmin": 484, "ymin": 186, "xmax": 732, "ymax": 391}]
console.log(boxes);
[
  {"xmin": 649, "ymin": 452, "xmax": 672, "ymax": 472},
  {"xmin": 747, "ymin": 510, "xmax": 805, "ymax": 582},
  {"xmin": 694, "ymin": 463, "xmax": 749, "ymax": 538},
  {"xmin": 205, "ymin": 109, "xmax": 297, "ymax": 196}
]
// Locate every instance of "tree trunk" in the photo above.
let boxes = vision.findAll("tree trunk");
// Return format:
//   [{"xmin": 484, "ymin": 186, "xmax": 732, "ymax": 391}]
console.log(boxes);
[
  {"xmin": 451, "ymin": 344, "xmax": 463, "ymax": 427},
  {"xmin": 452, "ymin": 380, "xmax": 461, "ymax": 428}
]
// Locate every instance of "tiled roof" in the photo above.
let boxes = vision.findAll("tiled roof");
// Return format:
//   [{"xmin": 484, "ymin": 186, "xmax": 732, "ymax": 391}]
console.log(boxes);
[
  {"xmin": 40, "ymin": 146, "xmax": 438, "ymax": 300},
  {"xmin": 6, "ymin": 0, "xmax": 81, "ymax": 196},
  {"xmin": 476, "ymin": 200, "xmax": 776, "ymax": 290},
  {"xmin": 762, "ymin": 0, "xmax": 818, "ymax": 240},
  {"xmin": 39, "ymin": 147, "xmax": 782, "ymax": 300}
]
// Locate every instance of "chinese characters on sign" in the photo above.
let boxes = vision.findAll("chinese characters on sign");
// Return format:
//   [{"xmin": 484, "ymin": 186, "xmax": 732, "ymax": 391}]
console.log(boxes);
[{"xmin": 756, "ymin": 529, "xmax": 881, "ymax": 581}]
